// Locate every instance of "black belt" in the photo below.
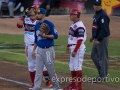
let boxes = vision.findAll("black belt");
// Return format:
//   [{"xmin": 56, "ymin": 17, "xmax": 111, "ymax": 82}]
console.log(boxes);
[
  {"xmin": 41, "ymin": 46, "xmax": 51, "ymax": 49},
  {"xmin": 30, "ymin": 44, "xmax": 34, "ymax": 46},
  {"xmin": 68, "ymin": 44, "xmax": 76, "ymax": 47}
]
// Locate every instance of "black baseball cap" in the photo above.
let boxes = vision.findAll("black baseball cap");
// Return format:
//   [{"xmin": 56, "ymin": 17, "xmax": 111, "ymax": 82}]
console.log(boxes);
[{"xmin": 93, "ymin": 0, "xmax": 101, "ymax": 6}]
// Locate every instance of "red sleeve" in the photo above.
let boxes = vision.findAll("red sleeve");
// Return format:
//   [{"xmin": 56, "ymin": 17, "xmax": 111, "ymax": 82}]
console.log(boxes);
[
  {"xmin": 17, "ymin": 23, "xmax": 23, "ymax": 28},
  {"xmin": 16, "ymin": 17, "xmax": 24, "ymax": 28},
  {"xmin": 73, "ymin": 40, "xmax": 82, "ymax": 52},
  {"xmin": 20, "ymin": 17, "xmax": 24, "ymax": 21}
]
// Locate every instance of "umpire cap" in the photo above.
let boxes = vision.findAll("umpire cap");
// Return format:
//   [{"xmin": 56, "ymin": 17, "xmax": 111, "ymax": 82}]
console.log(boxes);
[
  {"xmin": 93, "ymin": 0, "xmax": 101, "ymax": 6},
  {"xmin": 37, "ymin": 8, "xmax": 46, "ymax": 14}
]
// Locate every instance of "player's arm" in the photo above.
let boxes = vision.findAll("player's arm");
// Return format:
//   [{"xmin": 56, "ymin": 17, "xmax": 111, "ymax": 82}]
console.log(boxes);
[
  {"xmin": 17, "ymin": 17, "xmax": 24, "ymax": 28},
  {"xmin": 43, "ymin": 23, "xmax": 58, "ymax": 39},
  {"xmin": 73, "ymin": 28, "xmax": 85, "ymax": 53},
  {"xmin": 32, "ymin": 25, "xmax": 38, "ymax": 59},
  {"xmin": 32, "ymin": 44, "xmax": 37, "ymax": 59},
  {"xmin": 91, "ymin": 16, "xmax": 98, "ymax": 42}
]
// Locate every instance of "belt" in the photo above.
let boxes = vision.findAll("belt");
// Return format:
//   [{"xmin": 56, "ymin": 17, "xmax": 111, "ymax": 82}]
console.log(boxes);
[
  {"xmin": 68, "ymin": 44, "xmax": 76, "ymax": 47},
  {"xmin": 30, "ymin": 44, "xmax": 34, "ymax": 46},
  {"xmin": 41, "ymin": 46, "xmax": 51, "ymax": 49}
]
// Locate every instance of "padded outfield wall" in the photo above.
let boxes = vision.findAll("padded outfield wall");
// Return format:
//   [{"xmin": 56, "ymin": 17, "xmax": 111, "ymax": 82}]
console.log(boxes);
[{"xmin": 6, "ymin": 0, "xmax": 120, "ymax": 16}]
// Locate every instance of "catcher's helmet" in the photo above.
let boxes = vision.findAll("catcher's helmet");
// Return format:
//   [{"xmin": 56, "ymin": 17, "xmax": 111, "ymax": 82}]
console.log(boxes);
[{"xmin": 69, "ymin": 9, "xmax": 81, "ymax": 17}]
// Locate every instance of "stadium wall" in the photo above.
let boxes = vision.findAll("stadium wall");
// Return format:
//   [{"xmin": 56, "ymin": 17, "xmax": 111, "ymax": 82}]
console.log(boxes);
[{"xmin": 3, "ymin": 0, "xmax": 120, "ymax": 16}]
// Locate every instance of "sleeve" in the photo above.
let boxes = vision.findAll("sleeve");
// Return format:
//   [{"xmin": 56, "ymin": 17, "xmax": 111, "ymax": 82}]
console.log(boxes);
[
  {"xmin": 76, "ymin": 27, "xmax": 85, "ymax": 40},
  {"xmin": 73, "ymin": 40, "xmax": 82, "ymax": 52},
  {"xmin": 16, "ymin": 17, "xmax": 24, "ymax": 28},
  {"xmin": 97, "ymin": 16, "xmax": 108, "ymax": 42},
  {"xmin": 49, "ymin": 23, "xmax": 58, "ymax": 39},
  {"xmin": 92, "ymin": 16, "xmax": 98, "ymax": 39}
]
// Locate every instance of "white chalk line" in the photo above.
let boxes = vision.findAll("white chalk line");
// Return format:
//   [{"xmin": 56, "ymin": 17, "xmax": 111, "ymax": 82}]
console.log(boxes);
[
  {"xmin": 0, "ymin": 50, "xmax": 120, "ymax": 72},
  {"xmin": 0, "ymin": 76, "xmax": 63, "ymax": 90},
  {"xmin": 0, "ymin": 76, "xmax": 30, "ymax": 87}
]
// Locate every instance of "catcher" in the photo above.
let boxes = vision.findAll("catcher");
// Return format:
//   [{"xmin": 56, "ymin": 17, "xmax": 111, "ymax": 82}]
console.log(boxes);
[
  {"xmin": 17, "ymin": 6, "xmax": 52, "ymax": 90},
  {"xmin": 32, "ymin": 8, "xmax": 60, "ymax": 90}
]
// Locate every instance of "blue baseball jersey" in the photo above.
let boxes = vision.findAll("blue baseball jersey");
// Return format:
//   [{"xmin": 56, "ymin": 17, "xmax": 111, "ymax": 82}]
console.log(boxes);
[{"xmin": 34, "ymin": 20, "xmax": 58, "ymax": 47}]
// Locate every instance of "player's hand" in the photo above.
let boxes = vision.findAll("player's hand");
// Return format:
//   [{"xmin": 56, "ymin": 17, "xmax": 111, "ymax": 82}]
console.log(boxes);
[
  {"xmin": 72, "ymin": 52, "xmax": 77, "ymax": 57},
  {"xmin": 46, "ymin": 5, "xmax": 50, "ymax": 10},
  {"xmin": 66, "ymin": 47, "xmax": 70, "ymax": 54},
  {"xmin": 32, "ymin": 51, "xmax": 36, "ymax": 59},
  {"xmin": 40, "ymin": 32, "xmax": 46, "ymax": 38},
  {"xmin": 94, "ymin": 40, "xmax": 100, "ymax": 45},
  {"xmin": 89, "ymin": 37, "xmax": 93, "ymax": 43}
]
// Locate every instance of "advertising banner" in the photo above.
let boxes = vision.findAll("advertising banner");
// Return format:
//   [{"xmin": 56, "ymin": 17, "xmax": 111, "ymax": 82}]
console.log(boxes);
[{"xmin": 4, "ymin": 0, "xmax": 120, "ymax": 16}]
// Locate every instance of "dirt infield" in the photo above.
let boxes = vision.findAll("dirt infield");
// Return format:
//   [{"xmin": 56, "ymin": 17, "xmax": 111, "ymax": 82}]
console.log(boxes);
[
  {"xmin": 0, "ymin": 60, "xmax": 120, "ymax": 90},
  {"xmin": 0, "ymin": 15, "xmax": 120, "ymax": 39},
  {"xmin": 0, "ymin": 15, "xmax": 120, "ymax": 90}
]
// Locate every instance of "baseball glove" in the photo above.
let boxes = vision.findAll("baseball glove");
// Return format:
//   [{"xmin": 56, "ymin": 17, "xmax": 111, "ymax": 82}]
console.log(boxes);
[{"xmin": 40, "ymin": 23, "xmax": 50, "ymax": 35}]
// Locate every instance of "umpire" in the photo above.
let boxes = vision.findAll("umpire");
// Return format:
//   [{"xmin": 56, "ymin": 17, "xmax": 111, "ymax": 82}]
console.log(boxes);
[
  {"xmin": 90, "ymin": 0, "xmax": 110, "ymax": 82},
  {"xmin": 40, "ymin": 0, "xmax": 57, "ymax": 16}
]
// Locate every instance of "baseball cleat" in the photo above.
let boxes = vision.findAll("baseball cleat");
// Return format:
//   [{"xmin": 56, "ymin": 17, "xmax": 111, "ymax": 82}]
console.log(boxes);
[
  {"xmin": 29, "ymin": 84, "xmax": 34, "ymax": 90},
  {"xmin": 63, "ymin": 84, "xmax": 75, "ymax": 90},
  {"xmin": 46, "ymin": 81, "xmax": 52, "ymax": 88},
  {"xmin": 73, "ymin": 86, "xmax": 83, "ymax": 90}
]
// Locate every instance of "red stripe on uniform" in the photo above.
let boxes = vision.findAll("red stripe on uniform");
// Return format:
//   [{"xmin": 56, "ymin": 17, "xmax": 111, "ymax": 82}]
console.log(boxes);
[
  {"xmin": 25, "ymin": 30, "xmax": 34, "ymax": 32},
  {"xmin": 24, "ymin": 23, "xmax": 35, "ymax": 26},
  {"xmin": 92, "ymin": 24, "xmax": 98, "ymax": 30},
  {"xmin": 25, "ymin": 46, "xmax": 28, "ymax": 57}
]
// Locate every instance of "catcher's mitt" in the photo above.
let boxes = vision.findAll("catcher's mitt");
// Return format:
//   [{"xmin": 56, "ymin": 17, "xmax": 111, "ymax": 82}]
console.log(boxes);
[{"xmin": 40, "ymin": 23, "xmax": 50, "ymax": 35}]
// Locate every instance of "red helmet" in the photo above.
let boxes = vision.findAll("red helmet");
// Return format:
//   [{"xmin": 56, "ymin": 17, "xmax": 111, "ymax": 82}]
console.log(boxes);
[
  {"xmin": 28, "ymin": 5, "xmax": 37, "ymax": 11},
  {"xmin": 69, "ymin": 9, "xmax": 81, "ymax": 17}
]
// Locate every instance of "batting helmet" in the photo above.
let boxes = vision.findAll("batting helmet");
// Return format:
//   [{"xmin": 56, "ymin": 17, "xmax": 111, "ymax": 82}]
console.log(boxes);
[
  {"xmin": 69, "ymin": 9, "xmax": 81, "ymax": 17},
  {"xmin": 28, "ymin": 5, "xmax": 37, "ymax": 11}
]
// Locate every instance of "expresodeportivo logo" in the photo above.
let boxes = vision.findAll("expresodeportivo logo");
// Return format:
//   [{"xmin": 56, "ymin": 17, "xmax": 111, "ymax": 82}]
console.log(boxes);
[{"xmin": 50, "ymin": 75, "xmax": 120, "ymax": 84}]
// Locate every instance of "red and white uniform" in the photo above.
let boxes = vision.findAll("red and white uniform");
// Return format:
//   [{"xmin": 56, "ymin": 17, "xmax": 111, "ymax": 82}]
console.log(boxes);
[
  {"xmin": 19, "ymin": 17, "xmax": 47, "ymax": 72},
  {"xmin": 24, "ymin": 17, "xmax": 37, "ymax": 45},
  {"xmin": 68, "ymin": 20, "xmax": 87, "ymax": 71},
  {"xmin": 24, "ymin": 17, "xmax": 37, "ymax": 72}
]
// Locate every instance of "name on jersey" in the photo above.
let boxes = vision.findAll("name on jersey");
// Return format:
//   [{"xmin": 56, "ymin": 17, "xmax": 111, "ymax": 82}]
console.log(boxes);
[
  {"xmin": 25, "ymin": 25, "xmax": 35, "ymax": 31},
  {"xmin": 25, "ymin": 32, "xmax": 34, "ymax": 35}
]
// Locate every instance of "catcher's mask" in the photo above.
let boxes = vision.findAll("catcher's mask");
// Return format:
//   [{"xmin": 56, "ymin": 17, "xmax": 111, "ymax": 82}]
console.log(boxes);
[{"xmin": 69, "ymin": 9, "xmax": 81, "ymax": 18}]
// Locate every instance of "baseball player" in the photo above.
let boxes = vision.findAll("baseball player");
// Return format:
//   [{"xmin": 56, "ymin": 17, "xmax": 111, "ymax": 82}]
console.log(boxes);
[
  {"xmin": 32, "ymin": 8, "xmax": 60, "ymax": 90},
  {"xmin": 16, "ymin": 6, "xmax": 52, "ymax": 90},
  {"xmin": 64, "ymin": 9, "xmax": 86, "ymax": 90}
]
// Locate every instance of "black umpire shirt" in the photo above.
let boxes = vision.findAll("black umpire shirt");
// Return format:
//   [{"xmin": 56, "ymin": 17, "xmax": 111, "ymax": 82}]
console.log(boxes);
[{"xmin": 92, "ymin": 9, "xmax": 110, "ymax": 42}]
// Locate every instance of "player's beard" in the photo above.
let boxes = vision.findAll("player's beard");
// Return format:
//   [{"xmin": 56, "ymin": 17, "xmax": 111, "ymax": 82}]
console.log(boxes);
[{"xmin": 36, "ymin": 17, "xmax": 42, "ymax": 20}]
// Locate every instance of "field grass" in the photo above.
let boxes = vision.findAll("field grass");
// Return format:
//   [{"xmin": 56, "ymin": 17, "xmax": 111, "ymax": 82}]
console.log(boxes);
[
  {"xmin": 0, "ymin": 50, "xmax": 120, "ymax": 86},
  {"xmin": 0, "ymin": 34, "xmax": 120, "ymax": 57},
  {"xmin": 0, "ymin": 34, "xmax": 120, "ymax": 87}
]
